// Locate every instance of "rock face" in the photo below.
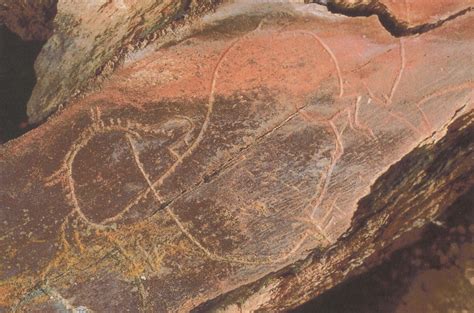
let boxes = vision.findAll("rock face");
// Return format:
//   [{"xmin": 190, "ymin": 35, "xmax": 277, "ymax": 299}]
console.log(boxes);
[
  {"xmin": 10, "ymin": 0, "xmax": 219, "ymax": 123},
  {"xmin": 0, "ymin": 1, "xmax": 473, "ymax": 312},
  {"xmin": 374, "ymin": 0, "xmax": 472, "ymax": 25}
]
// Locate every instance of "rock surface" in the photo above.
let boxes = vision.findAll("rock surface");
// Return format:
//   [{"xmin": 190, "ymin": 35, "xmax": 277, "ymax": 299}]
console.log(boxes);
[
  {"xmin": 3, "ymin": 0, "xmax": 471, "ymax": 124},
  {"xmin": 197, "ymin": 109, "xmax": 474, "ymax": 312},
  {"xmin": 0, "ymin": 1, "xmax": 473, "ymax": 312}
]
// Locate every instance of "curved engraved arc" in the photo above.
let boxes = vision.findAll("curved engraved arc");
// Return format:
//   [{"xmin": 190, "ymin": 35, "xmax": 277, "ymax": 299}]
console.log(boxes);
[
  {"xmin": 281, "ymin": 30, "xmax": 344, "ymax": 98},
  {"xmin": 117, "ymin": 36, "xmax": 247, "ymax": 218},
  {"xmin": 45, "ymin": 108, "xmax": 194, "ymax": 230},
  {"xmin": 156, "ymin": 26, "xmax": 312, "ymax": 265},
  {"xmin": 128, "ymin": 129, "xmax": 310, "ymax": 264},
  {"xmin": 46, "ymin": 24, "xmax": 312, "ymax": 267}
]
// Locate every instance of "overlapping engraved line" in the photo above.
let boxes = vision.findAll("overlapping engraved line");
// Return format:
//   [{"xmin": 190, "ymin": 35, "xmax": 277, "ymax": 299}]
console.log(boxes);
[
  {"xmin": 285, "ymin": 33, "xmax": 472, "ymax": 241},
  {"xmin": 46, "ymin": 108, "xmax": 195, "ymax": 229},
  {"xmin": 46, "ymin": 23, "xmax": 312, "ymax": 266},
  {"xmin": 46, "ymin": 22, "xmax": 473, "ymax": 265}
]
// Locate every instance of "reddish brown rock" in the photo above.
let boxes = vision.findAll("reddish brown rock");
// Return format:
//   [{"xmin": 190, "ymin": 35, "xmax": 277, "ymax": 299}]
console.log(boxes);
[
  {"xmin": 326, "ymin": 0, "xmax": 473, "ymax": 35},
  {"xmin": 0, "ymin": 2, "xmax": 473, "ymax": 312},
  {"xmin": 380, "ymin": 0, "xmax": 473, "ymax": 25}
]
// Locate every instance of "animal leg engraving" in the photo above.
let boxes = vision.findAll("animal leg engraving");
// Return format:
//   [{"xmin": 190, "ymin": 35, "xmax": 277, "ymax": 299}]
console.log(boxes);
[
  {"xmin": 72, "ymin": 219, "xmax": 85, "ymax": 254},
  {"xmin": 296, "ymin": 106, "xmax": 355, "ymax": 244},
  {"xmin": 136, "ymin": 277, "xmax": 150, "ymax": 313},
  {"xmin": 373, "ymin": 39, "xmax": 434, "ymax": 136},
  {"xmin": 290, "ymin": 30, "xmax": 344, "ymax": 97},
  {"xmin": 415, "ymin": 103, "xmax": 433, "ymax": 133},
  {"xmin": 388, "ymin": 38, "xmax": 406, "ymax": 105},
  {"xmin": 136, "ymin": 242, "xmax": 158, "ymax": 272},
  {"xmin": 308, "ymin": 116, "xmax": 344, "ymax": 221},
  {"xmin": 292, "ymin": 216, "xmax": 332, "ymax": 244},
  {"xmin": 349, "ymin": 96, "xmax": 377, "ymax": 140},
  {"xmin": 39, "ymin": 215, "xmax": 72, "ymax": 281},
  {"xmin": 320, "ymin": 198, "xmax": 339, "ymax": 230}
]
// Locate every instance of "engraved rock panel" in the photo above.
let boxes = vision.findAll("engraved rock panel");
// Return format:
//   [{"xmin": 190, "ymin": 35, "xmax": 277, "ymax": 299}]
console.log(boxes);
[{"xmin": 1, "ymin": 2, "xmax": 473, "ymax": 312}]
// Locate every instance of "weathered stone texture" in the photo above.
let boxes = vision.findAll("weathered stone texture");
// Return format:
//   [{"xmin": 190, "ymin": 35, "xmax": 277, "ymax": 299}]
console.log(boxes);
[
  {"xmin": 0, "ymin": 1, "xmax": 473, "ymax": 312},
  {"xmin": 4, "ymin": 0, "xmax": 219, "ymax": 123}
]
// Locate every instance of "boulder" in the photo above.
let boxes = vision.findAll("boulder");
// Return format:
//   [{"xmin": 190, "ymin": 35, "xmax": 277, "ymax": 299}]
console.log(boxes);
[{"xmin": 1, "ymin": 1, "xmax": 473, "ymax": 312}]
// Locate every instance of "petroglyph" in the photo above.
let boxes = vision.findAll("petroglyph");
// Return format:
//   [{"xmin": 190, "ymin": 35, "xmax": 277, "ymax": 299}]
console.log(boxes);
[
  {"xmin": 41, "ymin": 106, "xmax": 199, "ymax": 283},
  {"xmin": 365, "ymin": 82, "xmax": 424, "ymax": 137},
  {"xmin": 387, "ymin": 38, "xmax": 434, "ymax": 134},
  {"xmin": 42, "ymin": 24, "xmax": 319, "ymax": 273},
  {"xmin": 3, "ymin": 4, "xmax": 473, "ymax": 311},
  {"xmin": 45, "ymin": 108, "xmax": 194, "ymax": 230},
  {"xmin": 261, "ymin": 29, "xmax": 379, "ymax": 241},
  {"xmin": 126, "ymin": 129, "xmax": 289, "ymax": 264},
  {"xmin": 125, "ymin": 110, "xmax": 309, "ymax": 264},
  {"xmin": 115, "ymin": 28, "xmax": 255, "ymax": 224},
  {"xmin": 165, "ymin": 206, "xmax": 310, "ymax": 265},
  {"xmin": 415, "ymin": 82, "xmax": 474, "ymax": 133},
  {"xmin": 388, "ymin": 38, "xmax": 406, "ymax": 105},
  {"xmin": 352, "ymin": 97, "xmax": 376, "ymax": 140},
  {"xmin": 294, "ymin": 96, "xmax": 378, "ymax": 240}
]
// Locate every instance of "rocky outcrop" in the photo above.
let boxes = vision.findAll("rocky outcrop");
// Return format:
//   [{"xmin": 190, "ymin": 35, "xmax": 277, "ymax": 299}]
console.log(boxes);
[{"xmin": 1, "ymin": 1, "xmax": 473, "ymax": 312}]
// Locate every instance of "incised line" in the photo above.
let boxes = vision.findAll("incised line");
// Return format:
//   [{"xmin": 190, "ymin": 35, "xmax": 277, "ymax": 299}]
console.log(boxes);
[
  {"xmin": 388, "ymin": 38, "xmax": 405, "ymax": 104},
  {"xmin": 283, "ymin": 30, "xmax": 344, "ymax": 98}
]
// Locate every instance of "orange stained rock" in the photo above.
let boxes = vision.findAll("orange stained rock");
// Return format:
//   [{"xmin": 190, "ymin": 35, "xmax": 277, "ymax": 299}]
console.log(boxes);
[{"xmin": 382, "ymin": 0, "xmax": 473, "ymax": 25}]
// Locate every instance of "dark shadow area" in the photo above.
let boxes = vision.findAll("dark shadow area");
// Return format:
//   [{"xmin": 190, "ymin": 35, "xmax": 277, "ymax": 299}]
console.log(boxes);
[
  {"xmin": 291, "ymin": 250, "xmax": 413, "ymax": 313},
  {"xmin": 0, "ymin": 25, "xmax": 45, "ymax": 144},
  {"xmin": 292, "ymin": 190, "xmax": 474, "ymax": 313}
]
